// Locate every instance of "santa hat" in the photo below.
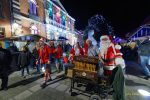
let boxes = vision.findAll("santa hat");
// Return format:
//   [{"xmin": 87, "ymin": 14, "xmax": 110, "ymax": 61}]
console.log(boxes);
[{"xmin": 100, "ymin": 35, "xmax": 113, "ymax": 41}]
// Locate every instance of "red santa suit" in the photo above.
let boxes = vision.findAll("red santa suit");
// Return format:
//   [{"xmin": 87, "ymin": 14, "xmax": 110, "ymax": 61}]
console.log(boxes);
[{"xmin": 100, "ymin": 35, "xmax": 125, "ymax": 76}]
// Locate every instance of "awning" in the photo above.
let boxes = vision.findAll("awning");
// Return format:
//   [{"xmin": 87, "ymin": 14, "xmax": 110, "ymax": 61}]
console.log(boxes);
[{"xmin": 58, "ymin": 36, "xmax": 68, "ymax": 40}]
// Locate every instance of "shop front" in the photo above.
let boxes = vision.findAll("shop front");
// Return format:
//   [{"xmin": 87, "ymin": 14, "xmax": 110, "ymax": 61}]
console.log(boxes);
[{"xmin": 66, "ymin": 33, "xmax": 77, "ymax": 46}]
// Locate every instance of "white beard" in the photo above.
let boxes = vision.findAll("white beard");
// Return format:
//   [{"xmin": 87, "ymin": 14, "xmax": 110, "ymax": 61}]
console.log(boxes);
[{"xmin": 100, "ymin": 40, "xmax": 111, "ymax": 59}]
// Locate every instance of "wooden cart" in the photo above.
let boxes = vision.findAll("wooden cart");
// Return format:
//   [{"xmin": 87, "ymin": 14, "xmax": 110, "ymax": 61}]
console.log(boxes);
[{"xmin": 69, "ymin": 56, "xmax": 112, "ymax": 100}]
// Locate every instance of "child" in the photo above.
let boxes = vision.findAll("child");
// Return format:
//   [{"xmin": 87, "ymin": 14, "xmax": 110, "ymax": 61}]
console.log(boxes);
[
  {"xmin": 18, "ymin": 46, "xmax": 30, "ymax": 78},
  {"xmin": 62, "ymin": 53, "xmax": 74, "ymax": 75},
  {"xmin": 62, "ymin": 53, "xmax": 69, "ymax": 74}
]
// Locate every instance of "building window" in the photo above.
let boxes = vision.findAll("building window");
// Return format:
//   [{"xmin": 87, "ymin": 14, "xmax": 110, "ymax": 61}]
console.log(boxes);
[
  {"xmin": 31, "ymin": 25, "xmax": 38, "ymax": 34},
  {"xmin": 0, "ymin": 1, "xmax": 3, "ymax": 18},
  {"xmin": 29, "ymin": 0, "xmax": 38, "ymax": 16},
  {"xmin": 0, "ymin": 27, "xmax": 5, "ymax": 38}
]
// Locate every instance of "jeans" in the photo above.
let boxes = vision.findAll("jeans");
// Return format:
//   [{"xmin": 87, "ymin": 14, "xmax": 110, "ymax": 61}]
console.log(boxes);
[
  {"xmin": 36, "ymin": 59, "xmax": 41, "ymax": 73},
  {"xmin": 140, "ymin": 56, "xmax": 150, "ymax": 76},
  {"xmin": 21, "ymin": 66, "xmax": 30, "ymax": 76},
  {"xmin": 63, "ymin": 63, "xmax": 74, "ymax": 74},
  {"xmin": 36, "ymin": 64, "xmax": 41, "ymax": 73}
]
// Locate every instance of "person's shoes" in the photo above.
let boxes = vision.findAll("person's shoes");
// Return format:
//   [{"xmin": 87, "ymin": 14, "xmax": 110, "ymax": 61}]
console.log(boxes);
[
  {"xmin": 0, "ymin": 87, "xmax": 8, "ymax": 91},
  {"xmin": 41, "ymin": 83, "xmax": 47, "ymax": 89},
  {"xmin": 144, "ymin": 76, "xmax": 150, "ymax": 80},
  {"xmin": 77, "ymin": 83, "xmax": 82, "ymax": 87},
  {"xmin": 37, "ymin": 72, "xmax": 41, "ymax": 74},
  {"xmin": 3, "ymin": 87, "xmax": 8, "ymax": 91},
  {"xmin": 28, "ymin": 74, "xmax": 32, "ymax": 77},
  {"xmin": 40, "ymin": 74, "xmax": 44, "ymax": 77},
  {"xmin": 47, "ymin": 78, "xmax": 52, "ymax": 82},
  {"xmin": 22, "ymin": 76, "xmax": 26, "ymax": 78}
]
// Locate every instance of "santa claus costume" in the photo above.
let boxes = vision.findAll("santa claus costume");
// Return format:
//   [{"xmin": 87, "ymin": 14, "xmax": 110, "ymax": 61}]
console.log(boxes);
[{"xmin": 99, "ymin": 35, "xmax": 125, "ymax": 76}]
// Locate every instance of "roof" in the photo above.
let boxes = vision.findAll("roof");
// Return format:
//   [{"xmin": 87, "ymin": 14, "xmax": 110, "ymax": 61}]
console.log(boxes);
[
  {"xmin": 129, "ymin": 25, "xmax": 150, "ymax": 40},
  {"xmin": 51, "ymin": 0, "xmax": 67, "ymax": 13},
  {"xmin": 126, "ymin": 16, "xmax": 150, "ymax": 38}
]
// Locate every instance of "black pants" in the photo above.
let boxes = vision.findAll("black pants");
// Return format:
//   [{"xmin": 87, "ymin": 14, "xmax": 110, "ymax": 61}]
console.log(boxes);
[{"xmin": 0, "ymin": 73, "xmax": 8, "ymax": 89}]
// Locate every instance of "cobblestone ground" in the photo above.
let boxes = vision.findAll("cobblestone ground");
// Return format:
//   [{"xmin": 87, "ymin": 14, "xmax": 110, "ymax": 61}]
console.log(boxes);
[{"xmin": 0, "ymin": 61, "xmax": 150, "ymax": 100}]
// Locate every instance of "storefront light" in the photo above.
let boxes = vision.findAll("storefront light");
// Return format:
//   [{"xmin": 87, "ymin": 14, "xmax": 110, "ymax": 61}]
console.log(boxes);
[
  {"xmin": 59, "ymin": 29, "xmax": 62, "ymax": 32},
  {"xmin": 138, "ymin": 89, "xmax": 150, "ymax": 96},
  {"xmin": 12, "ymin": 23, "xmax": 19, "ymax": 29},
  {"xmin": 54, "ymin": 27, "xmax": 57, "ymax": 31}
]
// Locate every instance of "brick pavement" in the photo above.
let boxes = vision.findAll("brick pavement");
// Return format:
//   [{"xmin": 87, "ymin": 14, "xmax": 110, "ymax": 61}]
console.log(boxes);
[{"xmin": 0, "ymin": 61, "xmax": 150, "ymax": 100}]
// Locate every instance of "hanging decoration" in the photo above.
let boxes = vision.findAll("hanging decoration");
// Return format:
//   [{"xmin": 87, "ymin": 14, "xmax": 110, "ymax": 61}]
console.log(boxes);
[
  {"xmin": 61, "ymin": 11, "xmax": 66, "ymax": 26},
  {"xmin": 48, "ymin": 2, "xmax": 53, "ymax": 19}
]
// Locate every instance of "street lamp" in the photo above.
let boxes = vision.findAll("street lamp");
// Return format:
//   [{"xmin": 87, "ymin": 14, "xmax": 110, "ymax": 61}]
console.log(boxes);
[
  {"xmin": 12, "ymin": 22, "xmax": 19, "ymax": 36},
  {"xmin": 12, "ymin": 23, "xmax": 19, "ymax": 29},
  {"xmin": 138, "ymin": 89, "xmax": 150, "ymax": 96}
]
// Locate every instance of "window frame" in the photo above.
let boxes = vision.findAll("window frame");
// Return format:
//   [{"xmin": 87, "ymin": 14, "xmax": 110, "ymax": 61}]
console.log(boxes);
[{"xmin": 29, "ymin": 0, "xmax": 38, "ymax": 16}]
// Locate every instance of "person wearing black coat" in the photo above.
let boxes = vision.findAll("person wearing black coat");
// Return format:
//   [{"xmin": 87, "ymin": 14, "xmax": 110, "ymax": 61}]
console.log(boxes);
[
  {"xmin": 0, "ymin": 43, "xmax": 11, "ymax": 90},
  {"xmin": 7, "ymin": 42, "xmax": 20, "ymax": 72},
  {"xmin": 32, "ymin": 46, "xmax": 40, "ymax": 73},
  {"xmin": 18, "ymin": 46, "xmax": 30, "ymax": 77}
]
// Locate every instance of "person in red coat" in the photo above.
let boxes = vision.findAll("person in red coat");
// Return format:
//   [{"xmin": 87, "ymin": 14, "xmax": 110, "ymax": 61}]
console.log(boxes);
[
  {"xmin": 99, "ymin": 35, "xmax": 125, "ymax": 76},
  {"xmin": 70, "ymin": 42, "xmax": 84, "ymax": 62},
  {"xmin": 47, "ymin": 41, "xmax": 55, "ymax": 63},
  {"xmin": 38, "ymin": 38, "xmax": 51, "ymax": 86},
  {"xmin": 83, "ymin": 41, "xmax": 88, "ymax": 56},
  {"xmin": 54, "ymin": 44, "xmax": 63, "ymax": 72}
]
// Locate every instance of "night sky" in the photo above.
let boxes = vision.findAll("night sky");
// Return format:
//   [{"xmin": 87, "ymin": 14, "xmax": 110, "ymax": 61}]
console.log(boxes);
[{"xmin": 60, "ymin": 0, "xmax": 150, "ymax": 37}]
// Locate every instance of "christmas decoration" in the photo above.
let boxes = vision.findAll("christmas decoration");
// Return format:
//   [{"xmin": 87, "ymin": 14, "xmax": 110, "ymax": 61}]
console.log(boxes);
[
  {"xmin": 48, "ymin": 2, "xmax": 53, "ymax": 19},
  {"xmin": 83, "ymin": 14, "xmax": 114, "ymax": 42}
]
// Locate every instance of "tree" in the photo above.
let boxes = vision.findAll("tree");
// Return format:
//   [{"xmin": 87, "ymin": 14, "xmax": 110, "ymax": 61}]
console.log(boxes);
[{"xmin": 83, "ymin": 14, "xmax": 114, "ymax": 42}]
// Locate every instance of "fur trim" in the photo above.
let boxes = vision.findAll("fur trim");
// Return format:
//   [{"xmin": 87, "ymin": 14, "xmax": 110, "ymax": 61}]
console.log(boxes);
[
  {"xmin": 115, "ymin": 58, "xmax": 125, "ymax": 69},
  {"xmin": 115, "ymin": 45, "xmax": 121, "ymax": 50},
  {"xmin": 116, "ymin": 53, "xmax": 123, "ymax": 56},
  {"xmin": 104, "ymin": 66, "xmax": 115, "ymax": 70},
  {"xmin": 100, "ymin": 35, "xmax": 109, "ymax": 40}
]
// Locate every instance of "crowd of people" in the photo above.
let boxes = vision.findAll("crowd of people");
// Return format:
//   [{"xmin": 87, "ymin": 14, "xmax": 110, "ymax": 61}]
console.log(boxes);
[{"xmin": 0, "ymin": 35, "xmax": 126, "ymax": 90}]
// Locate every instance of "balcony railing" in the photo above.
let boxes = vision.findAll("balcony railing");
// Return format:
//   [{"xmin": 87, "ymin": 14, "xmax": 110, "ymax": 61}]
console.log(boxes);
[
  {"xmin": 29, "ymin": 13, "xmax": 41, "ymax": 22},
  {"xmin": 49, "ymin": 19, "xmax": 67, "ymax": 30}
]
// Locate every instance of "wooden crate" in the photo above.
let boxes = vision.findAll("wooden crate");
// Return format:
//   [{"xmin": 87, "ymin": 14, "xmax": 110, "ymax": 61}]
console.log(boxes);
[{"xmin": 67, "ymin": 69, "xmax": 73, "ymax": 78}]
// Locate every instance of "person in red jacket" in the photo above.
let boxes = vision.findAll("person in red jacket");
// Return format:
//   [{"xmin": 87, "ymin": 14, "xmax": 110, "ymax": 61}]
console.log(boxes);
[
  {"xmin": 38, "ymin": 38, "xmax": 51, "ymax": 87},
  {"xmin": 83, "ymin": 41, "xmax": 88, "ymax": 56},
  {"xmin": 62, "ymin": 53, "xmax": 74, "ymax": 75},
  {"xmin": 48, "ymin": 41, "xmax": 55, "ymax": 63},
  {"xmin": 54, "ymin": 44, "xmax": 63, "ymax": 72},
  {"xmin": 70, "ymin": 42, "xmax": 84, "ymax": 62}
]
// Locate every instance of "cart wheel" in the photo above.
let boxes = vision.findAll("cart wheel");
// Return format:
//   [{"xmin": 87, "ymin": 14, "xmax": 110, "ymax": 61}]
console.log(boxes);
[{"xmin": 90, "ymin": 95, "xmax": 101, "ymax": 100}]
